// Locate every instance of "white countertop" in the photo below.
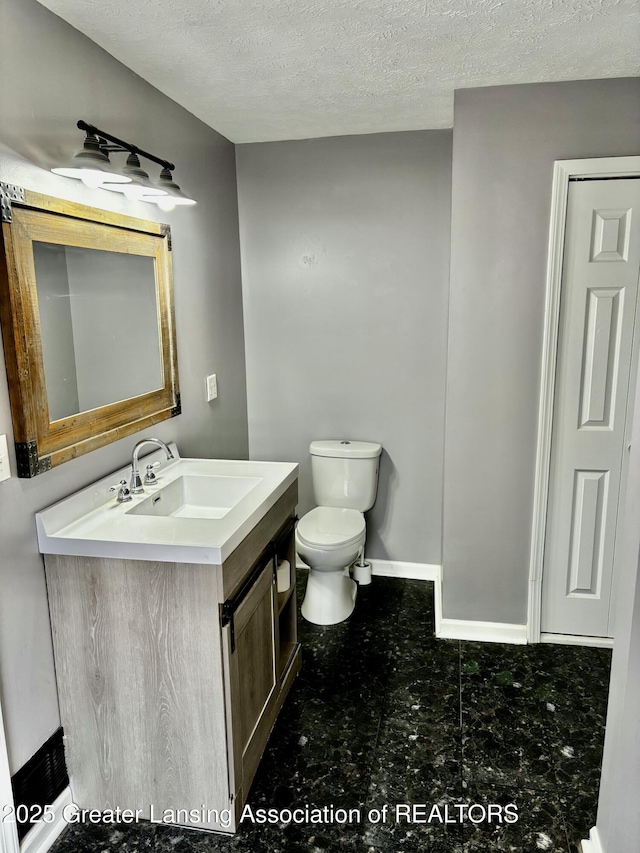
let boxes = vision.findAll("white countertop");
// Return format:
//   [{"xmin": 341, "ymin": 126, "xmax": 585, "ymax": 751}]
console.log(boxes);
[{"xmin": 36, "ymin": 446, "xmax": 298, "ymax": 564}]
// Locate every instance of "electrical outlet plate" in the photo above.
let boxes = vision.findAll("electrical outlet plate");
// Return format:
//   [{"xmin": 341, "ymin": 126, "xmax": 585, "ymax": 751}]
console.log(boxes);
[
  {"xmin": 0, "ymin": 434, "xmax": 11, "ymax": 482},
  {"xmin": 206, "ymin": 374, "xmax": 218, "ymax": 402}
]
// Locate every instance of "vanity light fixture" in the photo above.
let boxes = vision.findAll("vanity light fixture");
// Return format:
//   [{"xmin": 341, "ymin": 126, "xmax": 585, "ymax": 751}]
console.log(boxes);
[{"xmin": 51, "ymin": 120, "xmax": 196, "ymax": 208}]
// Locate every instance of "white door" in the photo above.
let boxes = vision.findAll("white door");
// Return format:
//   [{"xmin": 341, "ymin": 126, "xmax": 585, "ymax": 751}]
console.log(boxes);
[{"xmin": 542, "ymin": 179, "xmax": 640, "ymax": 638}]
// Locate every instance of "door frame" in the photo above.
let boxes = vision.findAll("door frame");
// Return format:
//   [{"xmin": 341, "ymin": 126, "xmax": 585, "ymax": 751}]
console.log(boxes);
[{"xmin": 527, "ymin": 156, "xmax": 640, "ymax": 645}]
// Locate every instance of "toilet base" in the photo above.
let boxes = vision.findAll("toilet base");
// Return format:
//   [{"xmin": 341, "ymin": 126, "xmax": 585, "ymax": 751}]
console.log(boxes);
[{"xmin": 301, "ymin": 568, "xmax": 357, "ymax": 625}]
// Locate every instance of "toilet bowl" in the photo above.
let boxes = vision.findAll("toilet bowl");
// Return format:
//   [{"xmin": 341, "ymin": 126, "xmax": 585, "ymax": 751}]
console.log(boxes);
[
  {"xmin": 296, "ymin": 507, "xmax": 365, "ymax": 625},
  {"xmin": 297, "ymin": 439, "xmax": 382, "ymax": 625}
]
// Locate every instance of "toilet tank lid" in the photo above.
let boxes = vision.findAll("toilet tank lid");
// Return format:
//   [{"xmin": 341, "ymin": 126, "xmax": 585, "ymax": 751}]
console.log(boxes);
[{"xmin": 310, "ymin": 440, "xmax": 382, "ymax": 459}]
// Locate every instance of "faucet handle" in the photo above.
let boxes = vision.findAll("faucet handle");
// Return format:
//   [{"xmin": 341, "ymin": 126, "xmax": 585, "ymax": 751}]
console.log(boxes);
[
  {"xmin": 109, "ymin": 479, "xmax": 132, "ymax": 503},
  {"xmin": 144, "ymin": 462, "xmax": 161, "ymax": 484}
]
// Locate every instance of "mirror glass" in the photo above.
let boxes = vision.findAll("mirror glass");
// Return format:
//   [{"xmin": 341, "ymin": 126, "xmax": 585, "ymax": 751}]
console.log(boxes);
[{"xmin": 33, "ymin": 243, "xmax": 163, "ymax": 421}]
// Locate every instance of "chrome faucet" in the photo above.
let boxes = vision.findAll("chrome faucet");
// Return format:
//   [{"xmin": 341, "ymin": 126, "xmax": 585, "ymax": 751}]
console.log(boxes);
[{"xmin": 130, "ymin": 438, "xmax": 174, "ymax": 494}]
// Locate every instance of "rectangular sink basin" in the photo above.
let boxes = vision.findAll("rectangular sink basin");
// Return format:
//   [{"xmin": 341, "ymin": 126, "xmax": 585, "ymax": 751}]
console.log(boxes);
[
  {"xmin": 35, "ymin": 445, "xmax": 298, "ymax": 564},
  {"xmin": 127, "ymin": 474, "xmax": 262, "ymax": 520}
]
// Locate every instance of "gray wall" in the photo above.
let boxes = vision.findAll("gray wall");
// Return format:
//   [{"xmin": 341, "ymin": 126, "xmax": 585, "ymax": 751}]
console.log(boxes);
[
  {"xmin": 236, "ymin": 131, "xmax": 452, "ymax": 565},
  {"xmin": 0, "ymin": 0, "xmax": 248, "ymax": 772},
  {"xmin": 443, "ymin": 78, "xmax": 640, "ymax": 624}
]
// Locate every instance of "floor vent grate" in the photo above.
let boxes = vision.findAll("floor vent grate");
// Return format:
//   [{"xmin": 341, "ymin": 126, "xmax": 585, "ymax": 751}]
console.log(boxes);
[{"xmin": 11, "ymin": 727, "xmax": 69, "ymax": 840}]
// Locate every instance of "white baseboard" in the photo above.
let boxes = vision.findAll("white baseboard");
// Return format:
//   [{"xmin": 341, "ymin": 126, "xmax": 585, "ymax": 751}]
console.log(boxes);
[
  {"xmin": 437, "ymin": 618, "xmax": 528, "ymax": 645},
  {"xmin": 20, "ymin": 787, "xmax": 71, "ymax": 853},
  {"xmin": 540, "ymin": 632, "xmax": 613, "ymax": 649},
  {"xmin": 581, "ymin": 826, "xmax": 604, "ymax": 853},
  {"xmin": 367, "ymin": 559, "xmax": 441, "ymax": 582}
]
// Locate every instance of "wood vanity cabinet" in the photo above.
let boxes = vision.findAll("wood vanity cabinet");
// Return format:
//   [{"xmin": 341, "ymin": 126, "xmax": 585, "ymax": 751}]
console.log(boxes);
[{"xmin": 44, "ymin": 482, "xmax": 300, "ymax": 834}]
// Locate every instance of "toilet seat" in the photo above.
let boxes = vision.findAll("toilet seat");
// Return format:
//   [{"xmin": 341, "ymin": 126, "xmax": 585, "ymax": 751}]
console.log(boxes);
[{"xmin": 297, "ymin": 506, "xmax": 365, "ymax": 550}]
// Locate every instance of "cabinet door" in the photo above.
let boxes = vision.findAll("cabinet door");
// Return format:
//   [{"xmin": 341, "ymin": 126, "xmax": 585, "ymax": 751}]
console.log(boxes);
[{"xmin": 223, "ymin": 555, "xmax": 278, "ymax": 799}]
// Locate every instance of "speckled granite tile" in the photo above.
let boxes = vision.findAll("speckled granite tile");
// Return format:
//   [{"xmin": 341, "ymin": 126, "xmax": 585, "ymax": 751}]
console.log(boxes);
[
  {"xmin": 250, "ymin": 703, "xmax": 381, "ymax": 807},
  {"xmin": 460, "ymin": 783, "xmax": 569, "ymax": 852},
  {"xmin": 362, "ymin": 793, "xmax": 465, "ymax": 852},
  {"xmin": 537, "ymin": 644, "xmax": 611, "ymax": 799},
  {"xmin": 295, "ymin": 575, "xmax": 405, "ymax": 695},
  {"xmin": 383, "ymin": 639, "xmax": 460, "ymax": 728},
  {"xmin": 367, "ymin": 717, "xmax": 462, "ymax": 803},
  {"xmin": 460, "ymin": 642, "xmax": 559, "ymax": 790},
  {"xmin": 366, "ymin": 653, "xmax": 462, "ymax": 812},
  {"xmin": 556, "ymin": 787, "xmax": 601, "ymax": 853},
  {"xmin": 48, "ymin": 820, "xmax": 232, "ymax": 852},
  {"xmin": 364, "ymin": 640, "xmax": 463, "ymax": 852},
  {"xmin": 396, "ymin": 580, "xmax": 437, "ymax": 635},
  {"xmin": 553, "ymin": 739, "xmax": 605, "ymax": 800},
  {"xmin": 230, "ymin": 816, "xmax": 369, "ymax": 853}
]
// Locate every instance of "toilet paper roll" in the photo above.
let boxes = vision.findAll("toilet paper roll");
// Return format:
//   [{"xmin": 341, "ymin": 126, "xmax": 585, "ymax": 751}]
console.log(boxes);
[
  {"xmin": 277, "ymin": 559, "xmax": 291, "ymax": 593},
  {"xmin": 353, "ymin": 561, "xmax": 372, "ymax": 585}
]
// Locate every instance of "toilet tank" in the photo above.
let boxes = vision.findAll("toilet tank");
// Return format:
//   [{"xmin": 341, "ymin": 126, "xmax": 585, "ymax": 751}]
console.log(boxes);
[{"xmin": 310, "ymin": 440, "xmax": 382, "ymax": 512}]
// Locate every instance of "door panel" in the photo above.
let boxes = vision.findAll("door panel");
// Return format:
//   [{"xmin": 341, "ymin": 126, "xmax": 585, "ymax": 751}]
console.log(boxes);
[
  {"xmin": 234, "ymin": 566, "xmax": 277, "ymax": 751},
  {"xmin": 567, "ymin": 469, "xmax": 608, "ymax": 597},
  {"xmin": 579, "ymin": 287, "xmax": 623, "ymax": 428},
  {"xmin": 223, "ymin": 555, "xmax": 278, "ymax": 793},
  {"xmin": 542, "ymin": 179, "xmax": 640, "ymax": 637}
]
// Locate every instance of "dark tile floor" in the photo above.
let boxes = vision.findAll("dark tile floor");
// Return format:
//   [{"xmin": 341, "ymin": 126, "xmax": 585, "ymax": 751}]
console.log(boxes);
[{"xmin": 50, "ymin": 575, "xmax": 611, "ymax": 852}]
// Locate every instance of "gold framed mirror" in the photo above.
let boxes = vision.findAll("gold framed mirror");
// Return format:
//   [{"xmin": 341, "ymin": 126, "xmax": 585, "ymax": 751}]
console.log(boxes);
[{"xmin": 0, "ymin": 185, "xmax": 180, "ymax": 477}]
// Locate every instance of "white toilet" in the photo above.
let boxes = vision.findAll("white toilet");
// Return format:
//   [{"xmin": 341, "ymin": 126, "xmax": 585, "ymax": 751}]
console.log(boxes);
[{"xmin": 296, "ymin": 439, "xmax": 382, "ymax": 625}]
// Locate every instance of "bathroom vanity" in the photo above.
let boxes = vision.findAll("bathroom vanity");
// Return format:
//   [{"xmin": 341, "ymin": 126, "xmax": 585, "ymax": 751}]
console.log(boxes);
[{"xmin": 37, "ymin": 448, "xmax": 300, "ymax": 833}]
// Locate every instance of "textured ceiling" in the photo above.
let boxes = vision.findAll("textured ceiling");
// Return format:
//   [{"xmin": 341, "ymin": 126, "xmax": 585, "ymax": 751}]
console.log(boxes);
[{"xmin": 36, "ymin": 0, "xmax": 640, "ymax": 143}]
